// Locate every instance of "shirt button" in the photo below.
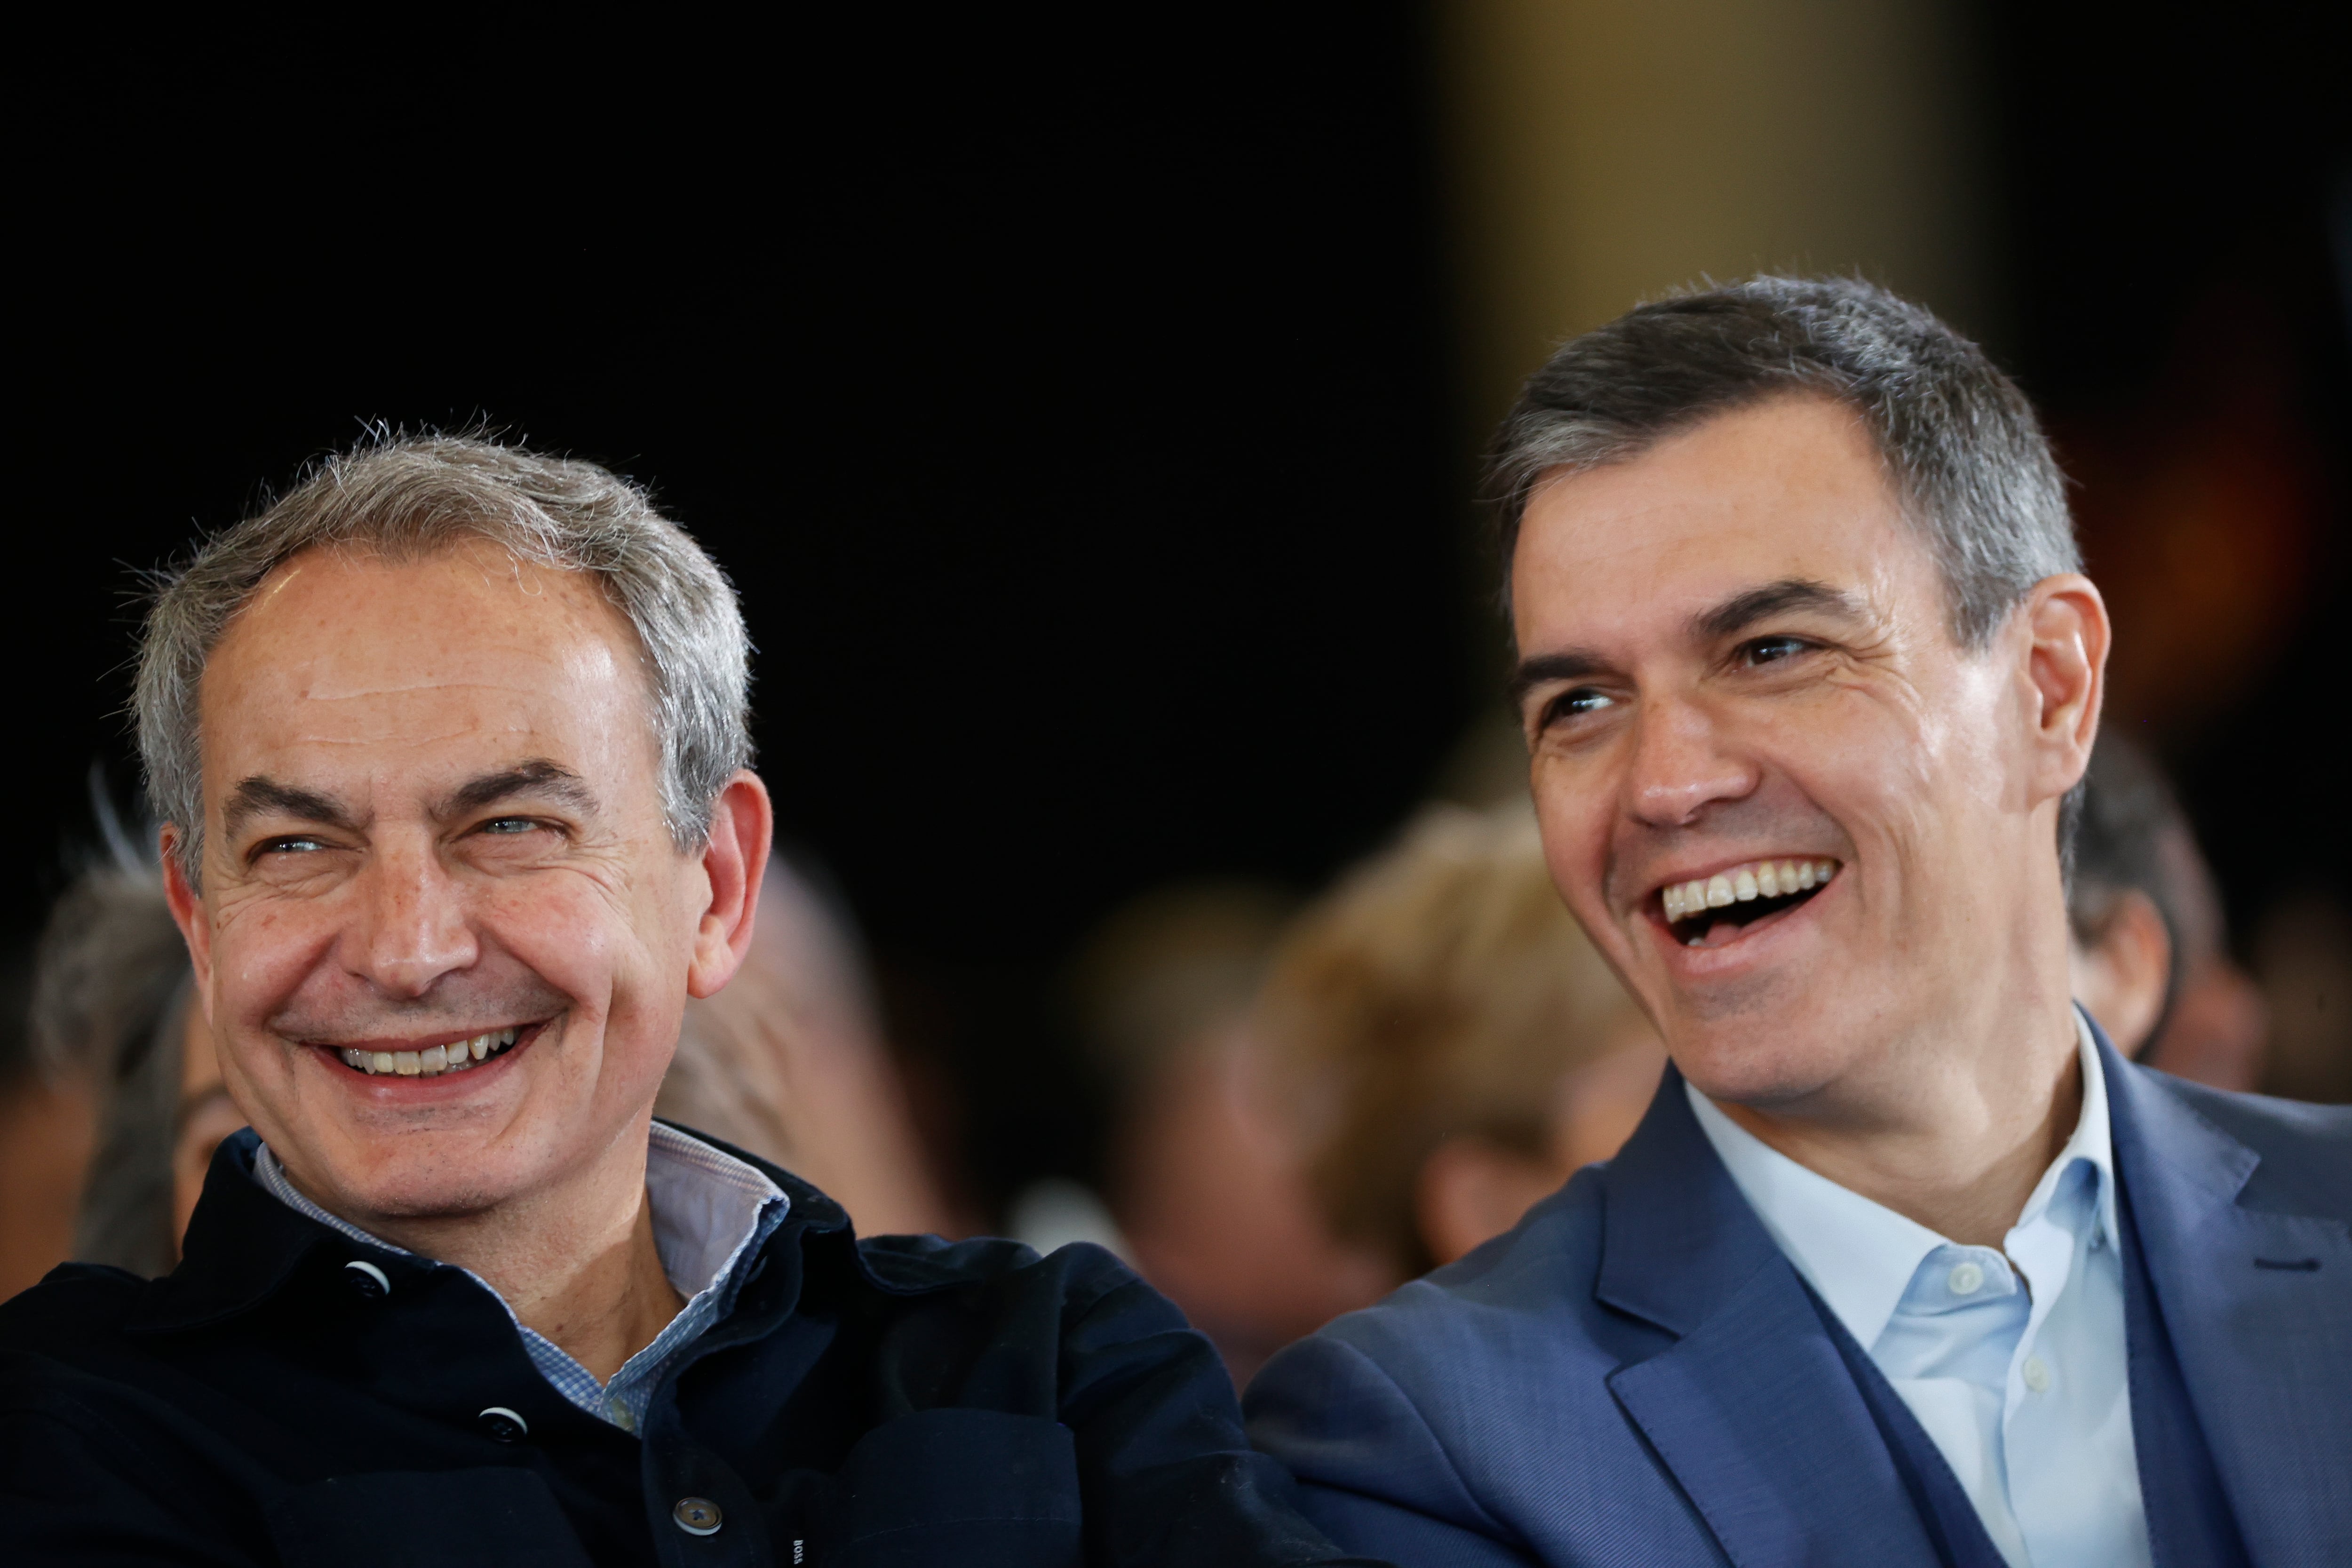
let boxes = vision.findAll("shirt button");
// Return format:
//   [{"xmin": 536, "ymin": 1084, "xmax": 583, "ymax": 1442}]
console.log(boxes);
[
  {"xmin": 608, "ymin": 1397, "xmax": 637, "ymax": 1433},
  {"xmin": 343, "ymin": 1260, "xmax": 391, "ymax": 1300},
  {"xmin": 477, "ymin": 1406, "xmax": 531, "ymax": 1443},
  {"xmin": 1946, "ymin": 1261, "xmax": 1985, "ymax": 1296},
  {"xmin": 673, "ymin": 1497, "xmax": 724, "ymax": 1536},
  {"xmin": 2022, "ymin": 1356, "xmax": 2052, "ymax": 1393}
]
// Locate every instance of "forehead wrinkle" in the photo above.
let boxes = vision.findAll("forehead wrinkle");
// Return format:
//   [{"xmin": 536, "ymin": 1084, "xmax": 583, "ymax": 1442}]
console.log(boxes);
[
  {"xmin": 1518, "ymin": 408, "xmax": 1917, "ymax": 589},
  {"xmin": 243, "ymin": 697, "xmax": 559, "ymax": 747},
  {"xmin": 259, "ymin": 635, "xmax": 636, "ymax": 719},
  {"xmin": 272, "ymin": 679, "xmax": 602, "ymax": 715},
  {"xmin": 199, "ymin": 547, "xmax": 666, "ymax": 831},
  {"xmin": 1520, "ymin": 509, "xmax": 1919, "ymax": 664}
]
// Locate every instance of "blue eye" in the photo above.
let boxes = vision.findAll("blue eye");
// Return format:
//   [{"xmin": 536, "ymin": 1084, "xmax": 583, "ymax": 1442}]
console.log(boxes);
[
  {"xmin": 261, "ymin": 836, "xmax": 328, "ymax": 855},
  {"xmin": 1743, "ymin": 636, "xmax": 1811, "ymax": 666},
  {"xmin": 480, "ymin": 817, "xmax": 539, "ymax": 836}
]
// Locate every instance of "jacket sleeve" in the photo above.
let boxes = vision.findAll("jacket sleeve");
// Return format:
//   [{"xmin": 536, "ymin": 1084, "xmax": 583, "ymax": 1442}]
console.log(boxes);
[
  {"xmin": 1045, "ymin": 1243, "xmax": 1398, "ymax": 1568},
  {"xmin": 0, "ymin": 1401, "xmax": 256, "ymax": 1568},
  {"xmin": 1246, "ymin": 1331, "xmax": 1538, "ymax": 1568}
]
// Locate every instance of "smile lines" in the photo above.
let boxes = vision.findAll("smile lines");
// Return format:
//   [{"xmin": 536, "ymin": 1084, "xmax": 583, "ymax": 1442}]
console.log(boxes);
[{"xmin": 336, "ymin": 1027, "xmax": 520, "ymax": 1077}]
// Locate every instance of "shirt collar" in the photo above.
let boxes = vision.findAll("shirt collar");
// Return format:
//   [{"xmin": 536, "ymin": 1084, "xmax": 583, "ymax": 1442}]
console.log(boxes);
[
  {"xmin": 641, "ymin": 1120, "xmax": 792, "ymax": 1298},
  {"xmin": 1686, "ymin": 1007, "xmax": 2117, "ymax": 1350},
  {"xmin": 252, "ymin": 1120, "xmax": 789, "ymax": 1301},
  {"xmin": 2022, "ymin": 1007, "xmax": 2120, "ymax": 1251},
  {"xmin": 132, "ymin": 1124, "xmax": 853, "ymax": 1343}
]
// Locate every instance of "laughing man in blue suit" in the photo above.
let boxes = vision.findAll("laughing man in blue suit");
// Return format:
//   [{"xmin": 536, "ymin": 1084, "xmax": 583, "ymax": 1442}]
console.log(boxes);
[{"xmin": 1245, "ymin": 277, "xmax": 2350, "ymax": 1567}]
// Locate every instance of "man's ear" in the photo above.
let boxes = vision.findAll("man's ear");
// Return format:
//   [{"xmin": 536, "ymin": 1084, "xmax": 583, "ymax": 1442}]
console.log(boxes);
[
  {"xmin": 686, "ymin": 771, "xmax": 775, "ymax": 1000},
  {"xmin": 158, "ymin": 825, "xmax": 215, "ymax": 1017},
  {"xmin": 2017, "ymin": 573, "xmax": 2110, "ymax": 808}
]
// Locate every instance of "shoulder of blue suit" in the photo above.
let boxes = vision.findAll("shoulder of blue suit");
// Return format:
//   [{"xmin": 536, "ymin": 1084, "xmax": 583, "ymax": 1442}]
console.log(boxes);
[{"xmin": 1245, "ymin": 1044, "xmax": 2351, "ymax": 1568}]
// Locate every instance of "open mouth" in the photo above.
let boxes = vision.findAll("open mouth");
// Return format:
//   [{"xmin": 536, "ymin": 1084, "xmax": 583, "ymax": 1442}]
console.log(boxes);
[
  {"xmin": 1659, "ymin": 859, "xmax": 1839, "ymax": 948},
  {"xmin": 329, "ymin": 1025, "xmax": 528, "ymax": 1079}
]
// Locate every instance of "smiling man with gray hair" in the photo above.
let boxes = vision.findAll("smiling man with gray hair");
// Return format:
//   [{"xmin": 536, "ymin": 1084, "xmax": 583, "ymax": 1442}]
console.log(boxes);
[
  {"xmin": 0, "ymin": 435, "xmax": 1378, "ymax": 1568},
  {"xmin": 1246, "ymin": 278, "xmax": 2350, "ymax": 1567}
]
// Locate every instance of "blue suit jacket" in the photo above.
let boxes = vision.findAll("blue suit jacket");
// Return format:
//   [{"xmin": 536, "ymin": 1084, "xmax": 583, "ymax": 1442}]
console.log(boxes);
[{"xmin": 1245, "ymin": 1028, "xmax": 2351, "ymax": 1566}]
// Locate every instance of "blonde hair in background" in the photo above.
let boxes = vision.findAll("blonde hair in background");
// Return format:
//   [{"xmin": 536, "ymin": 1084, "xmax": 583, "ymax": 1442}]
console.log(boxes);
[{"xmin": 1256, "ymin": 801, "xmax": 1646, "ymax": 1276}]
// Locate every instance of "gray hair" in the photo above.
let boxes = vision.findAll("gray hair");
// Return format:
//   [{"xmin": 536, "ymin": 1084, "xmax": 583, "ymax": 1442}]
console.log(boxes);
[
  {"xmin": 1488, "ymin": 275, "xmax": 2079, "ymax": 648},
  {"xmin": 32, "ymin": 833, "xmax": 191, "ymax": 1278},
  {"xmin": 136, "ymin": 434, "xmax": 752, "ymax": 880}
]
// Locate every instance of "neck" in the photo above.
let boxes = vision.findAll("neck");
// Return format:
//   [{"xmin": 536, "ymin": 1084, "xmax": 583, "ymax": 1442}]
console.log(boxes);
[
  {"xmin": 311, "ymin": 1131, "xmax": 685, "ymax": 1384},
  {"xmin": 1716, "ymin": 926, "xmax": 2086, "ymax": 1247}
]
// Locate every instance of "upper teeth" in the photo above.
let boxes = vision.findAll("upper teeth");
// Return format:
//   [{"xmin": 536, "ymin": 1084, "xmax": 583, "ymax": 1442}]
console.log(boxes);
[
  {"xmin": 339, "ymin": 1028, "xmax": 519, "ymax": 1077},
  {"xmin": 1661, "ymin": 860, "xmax": 1837, "ymax": 924}
]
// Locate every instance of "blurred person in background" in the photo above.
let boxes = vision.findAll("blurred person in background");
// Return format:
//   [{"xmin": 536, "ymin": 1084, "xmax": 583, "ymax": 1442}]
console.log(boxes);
[
  {"xmin": 1255, "ymin": 803, "xmax": 1663, "ymax": 1284},
  {"xmin": 656, "ymin": 849, "xmax": 953, "ymax": 1238},
  {"xmin": 0, "ymin": 953, "xmax": 92, "ymax": 1302},
  {"xmin": 2066, "ymin": 736, "xmax": 2268, "ymax": 1089},
  {"xmin": 2252, "ymin": 890, "xmax": 2352, "ymax": 1105},
  {"xmin": 1069, "ymin": 883, "xmax": 1391, "ymax": 1386},
  {"xmin": 28, "ymin": 835, "xmax": 232, "ymax": 1281}
]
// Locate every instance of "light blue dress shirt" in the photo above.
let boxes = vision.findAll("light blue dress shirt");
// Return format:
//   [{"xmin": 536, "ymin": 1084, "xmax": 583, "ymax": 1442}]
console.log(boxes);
[
  {"xmin": 1687, "ymin": 1011, "xmax": 2149, "ymax": 1568},
  {"xmin": 255, "ymin": 1120, "xmax": 789, "ymax": 1433}
]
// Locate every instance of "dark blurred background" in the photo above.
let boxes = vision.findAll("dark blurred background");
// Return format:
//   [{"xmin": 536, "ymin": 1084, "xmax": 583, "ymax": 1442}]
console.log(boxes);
[{"xmin": 7, "ymin": 3, "xmax": 2345, "ymax": 1231}]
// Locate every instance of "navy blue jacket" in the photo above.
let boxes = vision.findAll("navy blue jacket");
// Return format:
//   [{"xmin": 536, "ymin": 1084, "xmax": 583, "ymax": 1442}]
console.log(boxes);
[
  {"xmin": 1246, "ymin": 1029, "xmax": 2352, "ymax": 1566},
  {"xmin": 1, "ymin": 1128, "xmax": 1384, "ymax": 1568}
]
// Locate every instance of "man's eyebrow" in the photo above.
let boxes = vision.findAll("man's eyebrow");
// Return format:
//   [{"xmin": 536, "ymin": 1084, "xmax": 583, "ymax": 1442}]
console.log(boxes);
[
  {"xmin": 438, "ymin": 759, "xmax": 599, "ymax": 819},
  {"xmin": 1508, "ymin": 579, "xmax": 1867, "ymax": 703},
  {"xmin": 221, "ymin": 778, "xmax": 359, "ymax": 841},
  {"xmin": 1690, "ymin": 578, "xmax": 1864, "ymax": 643},
  {"xmin": 1508, "ymin": 649, "xmax": 1612, "ymax": 705}
]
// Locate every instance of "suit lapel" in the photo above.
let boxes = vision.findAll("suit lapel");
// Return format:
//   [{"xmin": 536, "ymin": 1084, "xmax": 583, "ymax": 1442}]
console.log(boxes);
[
  {"xmin": 1597, "ymin": 1072, "xmax": 1946, "ymax": 1568},
  {"xmin": 2103, "ymin": 1038, "xmax": 2352, "ymax": 1566}
]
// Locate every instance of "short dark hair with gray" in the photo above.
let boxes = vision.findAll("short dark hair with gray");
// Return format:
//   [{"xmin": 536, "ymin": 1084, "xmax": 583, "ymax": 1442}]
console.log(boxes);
[
  {"xmin": 137, "ymin": 434, "xmax": 752, "ymax": 881},
  {"xmin": 2067, "ymin": 736, "xmax": 2216, "ymax": 1035},
  {"xmin": 1489, "ymin": 275, "xmax": 2079, "ymax": 647}
]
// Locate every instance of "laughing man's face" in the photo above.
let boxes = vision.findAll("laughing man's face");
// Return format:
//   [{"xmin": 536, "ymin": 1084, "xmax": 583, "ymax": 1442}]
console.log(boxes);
[
  {"xmin": 170, "ymin": 542, "xmax": 720, "ymax": 1224},
  {"xmin": 1510, "ymin": 395, "xmax": 2073, "ymax": 1111}
]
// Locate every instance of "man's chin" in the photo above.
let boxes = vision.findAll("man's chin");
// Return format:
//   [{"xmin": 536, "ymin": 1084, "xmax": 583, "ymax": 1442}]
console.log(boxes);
[
  {"xmin": 1677, "ymin": 1059, "xmax": 1835, "ymax": 1113},
  {"xmin": 346, "ymin": 1182, "xmax": 507, "ymax": 1225},
  {"xmin": 1660, "ymin": 1019, "xmax": 1851, "ymax": 1111},
  {"xmin": 278, "ymin": 1132, "xmax": 535, "ymax": 1228}
]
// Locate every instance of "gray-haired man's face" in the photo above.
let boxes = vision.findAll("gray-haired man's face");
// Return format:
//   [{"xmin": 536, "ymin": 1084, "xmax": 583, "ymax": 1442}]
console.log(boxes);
[
  {"xmin": 1509, "ymin": 393, "xmax": 2105, "ymax": 1114},
  {"xmin": 161, "ymin": 541, "xmax": 751, "ymax": 1226}
]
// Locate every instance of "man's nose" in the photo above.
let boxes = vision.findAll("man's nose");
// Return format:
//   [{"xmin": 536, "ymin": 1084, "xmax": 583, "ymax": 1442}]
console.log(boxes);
[
  {"xmin": 347, "ymin": 843, "xmax": 479, "ymax": 998},
  {"xmin": 1623, "ymin": 697, "xmax": 1757, "ymax": 827}
]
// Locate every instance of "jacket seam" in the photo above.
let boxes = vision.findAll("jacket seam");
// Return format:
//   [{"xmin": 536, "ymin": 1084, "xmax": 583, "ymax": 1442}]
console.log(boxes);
[{"xmin": 1317, "ymin": 1333, "xmax": 1523, "ymax": 1545}]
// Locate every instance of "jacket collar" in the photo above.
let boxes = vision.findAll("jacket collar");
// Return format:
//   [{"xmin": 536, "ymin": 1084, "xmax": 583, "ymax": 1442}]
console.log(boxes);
[
  {"xmin": 1596, "ymin": 1066, "xmax": 1952, "ymax": 1566},
  {"xmin": 1594, "ymin": 1062, "xmax": 1785, "ymax": 1335},
  {"xmin": 125, "ymin": 1130, "xmax": 329, "ymax": 1333},
  {"xmin": 1600, "ymin": 1026, "xmax": 2352, "ymax": 1568},
  {"xmin": 128, "ymin": 1124, "xmax": 856, "ymax": 1337},
  {"xmin": 1682, "ymin": 1010, "xmax": 2121, "ymax": 1355},
  {"xmin": 2100, "ymin": 1028, "xmax": 2352, "ymax": 1567}
]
